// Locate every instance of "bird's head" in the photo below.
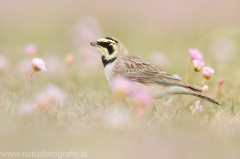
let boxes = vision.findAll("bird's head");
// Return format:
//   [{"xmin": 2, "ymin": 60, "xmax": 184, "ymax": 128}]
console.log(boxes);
[{"xmin": 90, "ymin": 37, "xmax": 127, "ymax": 60}]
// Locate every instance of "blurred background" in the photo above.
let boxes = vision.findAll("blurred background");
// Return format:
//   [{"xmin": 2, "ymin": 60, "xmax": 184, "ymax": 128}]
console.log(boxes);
[{"xmin": 0, "ymin": 0, "xmax": 240, "ymax": 159}]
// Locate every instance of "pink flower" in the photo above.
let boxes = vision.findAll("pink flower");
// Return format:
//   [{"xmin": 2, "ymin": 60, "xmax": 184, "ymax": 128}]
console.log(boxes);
[
  {"xmin": 19, "ymin": 102, "xmax": 37, "ymax": 115},
  {"xmin": 133, "ymin": 89, "xmax": 153, "ymax": 105},
  {"xmin": 218, "ymin": 78, "xmax": 224, "ymax": 95},
  {"xmin": 25, "ymin": 44, "xmax": 37, "ymax": 57},
  {"xmin": 111, "ymin": 76, "xmax": 153, "ymax": 104},
  {"xmin": 219, "ymin": 78, "xmax": 224, "ymax": 85},
  {"xmin": 195, "ymin": 101, "xmax": 203, "ymax": 113},
  {"xmin": 192, "ymin": 59, "xmax": 204, "ymax": 72},
  {"xmin": 32, "ymin": 57, "xmax": 47, "ymax": 71},
  {"xmin": 111, "ymin": 76, "xmax": 136, "ymax": 96},
  {"xmin": 35, "ymin": 84, "xmax": 67, "ymax": 108},
  {"xmin": 192, "ymin": 101, "xmax": 203, "ymax": 114},
  {"xmin": 188, "ymin": 49, "xmax": 204, "ymax": 62},
  {"xmin": 65, "ymin": 53, "xmax": 74, "ymax": 66},
  {"xmin": 203, "ymin": 67, "xmax": 215, "ymax": 80}
]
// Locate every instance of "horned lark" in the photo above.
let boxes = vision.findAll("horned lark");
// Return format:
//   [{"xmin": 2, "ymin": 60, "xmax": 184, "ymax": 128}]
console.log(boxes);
[{"xmin": 90, "ymin": 37, "xmax": 220, "ymax": 105}]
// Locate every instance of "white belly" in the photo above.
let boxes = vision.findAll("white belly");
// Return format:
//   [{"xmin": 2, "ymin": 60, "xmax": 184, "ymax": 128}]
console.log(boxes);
[
  {"xmin": 139, "ymin": 83, "xmax": 190, "ymax": 99},
  {"xmin": 104, "ymin": 63, "xmax": 115, "ymax": 84}
]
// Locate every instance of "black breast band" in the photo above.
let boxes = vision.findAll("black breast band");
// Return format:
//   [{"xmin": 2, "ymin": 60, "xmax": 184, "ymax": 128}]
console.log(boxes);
[{"xmin": 101, "ymin": 56, "xmax": 117, "ymax": 67}]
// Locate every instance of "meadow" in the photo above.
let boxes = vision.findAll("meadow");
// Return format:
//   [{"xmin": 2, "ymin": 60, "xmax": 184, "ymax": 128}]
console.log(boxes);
[{"xmin": 0, "ymin": 0, "xmax": 240, "ymax": 159}]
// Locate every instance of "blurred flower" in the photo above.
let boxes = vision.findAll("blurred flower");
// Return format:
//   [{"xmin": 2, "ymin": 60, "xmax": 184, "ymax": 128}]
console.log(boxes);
[
  {"xmin": 65, "ymin": 53, "xmax": 74, "ymax": 66},
  {"xmin": 78, "ymin": 46, "xmax": 101, "ymax": 67},
  {"xmin": 218, "ymin": 78, "xmax": 224, "ymax": 95},
  {"xmin": 0, "ymin": 54, "xmax": 8, "ymax": 71},
  {"xmin": 219, "ymin": 78, "xmax": 224, "ymax": 85},
  {"xmin": 149, "ymin": 51, "xmax": 171, "ymax": 68},
  {"xmin": 203, "ymin": 67, "xmax": 215, "ymax": 80},
  {"xmin": 209, "ymin": 37, "xmax": 236, "ymax": 61},
  {"xmin": 19, "ymin": 102, "xmax": 37, "ymax": 115},
  {"xmin": 32, "ymin": 57, "xmax": 47, "ymax": 71},
  {"xmin": 133, "ymin": 89, "xmax": 153, "ymax": 105},
  {"xmin": 195, "ymin": 103, "xmax": 203, "ymax": 113},
  {"xmin": 111, "ymin": 76, "xmax": 136, "ymax": 97},
  {"xmin": 35, "ymin": 84, "xmax": 67, "ymax": 108},
  {"xmin": 103, "ymin": 106, "xmax": 131, "ymax": 127},
  {"xmin": 25, "ymin": 44, "xmax": 37, "ymax": 58},
  {"xmin": 193, "ymin": 59, "xmax": 204, "ymax": 72},
  {"xmin": 188, "ymin": 49, "xmax": 204, "ymax": 62},
  {"xmin": 173, "ymin": 74, "xmax": 181, "ymax": 80},
  {"xmin": 111, "ymin": 76, "xmax": 153, "ymax": 104},
  {"xmin": 71, "ymin": 16, "xmax": 103, "ymax": 47},
  {"xmin": 202, "ymin": 85, "xmax": 209, "ymax": 94},
  {"xmin": 192, "ymin": 101, "xmax": 203, "ymax": 114}
]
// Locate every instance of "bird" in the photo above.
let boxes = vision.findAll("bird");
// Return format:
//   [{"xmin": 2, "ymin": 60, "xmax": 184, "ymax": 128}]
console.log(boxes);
[{"xmin": 90, "ymin": 37, "xmax": 220, "ymax": 105}]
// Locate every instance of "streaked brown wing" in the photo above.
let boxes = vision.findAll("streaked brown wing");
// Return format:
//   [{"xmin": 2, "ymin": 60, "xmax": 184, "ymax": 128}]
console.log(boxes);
[{"xmin": 122, "ymin": 55, "xmax": 202, "ymax": 93}]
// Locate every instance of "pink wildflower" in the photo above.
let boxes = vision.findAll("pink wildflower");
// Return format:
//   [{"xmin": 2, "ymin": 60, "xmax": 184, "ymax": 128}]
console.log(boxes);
[
  {"xmin": 65, "ymin": 53, "xmax": 74, "ymax": 66},
  {"xmin": 192, "ymin": 101, "xmax": 203, "ymax": 114},
  {"xmin": 193, "ymin": 59, "xmax": 204, "ymax": 72},
  {"xmin": 188, "ymin": 49, "xmax": 204, "ymax": 62},
  {"xmin": 32, "ymin": 57, "xmax": 47, "ymax": 71},
  {"xmin": 111, "ymin": 76, "xmax": 153, "ymax": 104},
  {"xmin": 203, "ymin": 67, "xmax": 215, "ymax": 80},
  {"xmin": 25, "ymin": 44, "xmax": 37, "ymax": 58},
  {"xmin": 195, "ymin": 105, "xmax": 203, "ymax": 113},
  {"xmin": 19, "ymin": 102, "xmax": 37, "ymax": 115},
  {"xmin": 219, "ymin": 78, "xmax": 224, "ymax": 85},
  {"xmin": 35, "ymin": 84, "xmax": 67, "ymax": 108},
  {"xmin": 111, "ymin": 76, "xmax": 136, "ymax": 96},
  {"xmin": 218, "ymin": 78, "xmax": 224, "ymax": 96},
  {"xmin": 133, "ymin": 89, "xmax": 153, "ymax": 105}
]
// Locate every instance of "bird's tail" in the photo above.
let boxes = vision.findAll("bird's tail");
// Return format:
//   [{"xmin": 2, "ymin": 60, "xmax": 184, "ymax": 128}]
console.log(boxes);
[
  {"xmin": 190, "ymin": 93, "xmax": 221, "ymax": 105},
  {"xmin": 178, "ymin": 92, "xmax": 221, "ymax": 105},
  {"xmin": 182, "ymin": 84, "xmax": 221, "ymax": 105}
]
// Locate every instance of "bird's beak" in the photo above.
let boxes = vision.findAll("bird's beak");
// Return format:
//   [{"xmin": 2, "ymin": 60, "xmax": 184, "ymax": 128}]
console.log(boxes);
[{"xmin": 90, "ymin": 41, "xmax": 99, "ymax": 47}]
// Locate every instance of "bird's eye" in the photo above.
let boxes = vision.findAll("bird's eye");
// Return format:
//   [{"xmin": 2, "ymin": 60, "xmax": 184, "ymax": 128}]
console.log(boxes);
[{"xmin": 107, "ymin": 41, "xmax": 111, "ymax": 45}]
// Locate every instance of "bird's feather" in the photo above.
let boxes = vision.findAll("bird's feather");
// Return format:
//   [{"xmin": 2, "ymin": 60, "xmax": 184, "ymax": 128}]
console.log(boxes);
[{"xmin": 121, "ymin": 55, "xmax": 202, "ymax": 93}]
